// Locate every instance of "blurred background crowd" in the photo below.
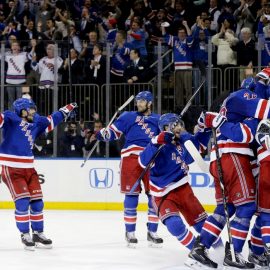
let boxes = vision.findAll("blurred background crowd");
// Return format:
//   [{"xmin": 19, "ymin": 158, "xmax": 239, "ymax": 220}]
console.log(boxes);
[{"xmin": 0, "ymin": 0, "xmax": 269, "ymax": 157}]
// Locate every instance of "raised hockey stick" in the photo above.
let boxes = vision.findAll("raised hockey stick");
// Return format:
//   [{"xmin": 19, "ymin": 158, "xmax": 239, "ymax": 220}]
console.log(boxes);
[
  {"xmin": 80, "ymin": 95, "xmax": 135, "ymax": 168},
  {"xmin": 212, "ymin": 128, "xmax": 236, "ymax": 262},
  {"xmin": 181, "ymin": 77, "xmax": 210, "ymax": 173},
  {"xmin": 129, "ymin": 77, "xmax": 206, "ymax": 194}
]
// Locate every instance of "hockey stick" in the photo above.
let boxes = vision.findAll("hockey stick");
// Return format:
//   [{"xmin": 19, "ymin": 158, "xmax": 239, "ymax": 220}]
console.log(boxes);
[
  {"xmin": 212, "ymin": 128, "xmax": 236, "ymax": 262},
  {"xmin": 129, "ymin": 78, "xmax": 206, "ymax": 194},
  {"xmin": 80, "ymin": 95, "xmax": 135, "ymax": 168},
  {"xmin": 180, "ymin": 77, "xmax": 210, "ymax": 173},
  {"xmin": 184, "ymin": 140, "xmax": 209, "ymax": 173}
]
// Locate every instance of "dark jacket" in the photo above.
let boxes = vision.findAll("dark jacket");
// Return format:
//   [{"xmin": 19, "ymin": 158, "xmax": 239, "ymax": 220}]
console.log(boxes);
[{"xmin": 123, "ymin": 58, "xmax": 149, "ymax": 83}]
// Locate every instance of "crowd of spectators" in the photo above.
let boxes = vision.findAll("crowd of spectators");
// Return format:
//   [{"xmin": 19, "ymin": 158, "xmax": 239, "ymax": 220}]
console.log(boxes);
[{"xmin": 1, "ymin": 0, "xmax": 270, "ymax": 156}]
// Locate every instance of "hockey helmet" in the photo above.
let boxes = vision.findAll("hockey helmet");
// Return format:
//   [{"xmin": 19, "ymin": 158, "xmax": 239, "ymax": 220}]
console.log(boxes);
[
  {"xmin": 135, "ymin": 91, "xmax": 153, "ymax": 102},
  {"xmin": 158, "ymin": 113, "xmax": 184, "ymax": 131},
  {"xmin": 13, "ymin": 98, "xmax": 36, "ymax": 116},
  {"xmin": 241, "ymin": 77, "xmax": 256, "ymax": 91}
]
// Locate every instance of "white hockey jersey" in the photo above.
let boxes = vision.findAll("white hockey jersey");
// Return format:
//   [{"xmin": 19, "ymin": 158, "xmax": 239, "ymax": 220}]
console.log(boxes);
[
  {"xmin": 32, "ymin": 56, "xmax": 63, "ymax": 88},
  {"xmin": 5, "ymin": 52, "xmax": 31, "ymax": 84}
]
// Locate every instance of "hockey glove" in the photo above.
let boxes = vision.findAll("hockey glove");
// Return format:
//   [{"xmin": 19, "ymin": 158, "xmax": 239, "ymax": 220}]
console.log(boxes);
[
  {"xmin": 256, "ymin": 119, "xmax": 270, "ymax": 150},
  {"xmin": 205, "ymin": 112, "xmax": 227, "ymax": 129},
  {"xmin": 151, "ymin": 131, "xmax": 174, "ymax": 145},
  {"xmin": 256, "ymin": 68, "xmax": 270, "ymax": 85},
  {"xmin": 59, "ymin": 103, "xmax": 78, "ymax": 121},
  {"xmin": 96, "ymin": 128, "xmax": 111, "ymax": 142}
]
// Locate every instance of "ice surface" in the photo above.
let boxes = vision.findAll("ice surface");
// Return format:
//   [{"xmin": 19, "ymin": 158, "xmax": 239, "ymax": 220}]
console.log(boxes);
[{"xmin": 0, "ymin": 210, "xmax": 253, "ymax": 270}]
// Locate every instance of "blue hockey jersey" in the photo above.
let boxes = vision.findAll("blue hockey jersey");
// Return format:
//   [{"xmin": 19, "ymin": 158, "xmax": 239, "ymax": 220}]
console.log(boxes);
[
  {"xmin": 111, "ymin": 43, "xmax": 132, "ymax": 77},
  {"xmin": 139, "ymin": 131, "xmax": 210, "ymax": 197},
  {"xmin": 106, "ymin": 111, "xmax": 160, "ymax": 157},
  {"xmin": 0, "ymin": 111, "xmax": 63, "ymax": 168},
  {"xmin": 211, "ymin": 82, "xmax": 270, "ymax": 161},
  {"xmin": 164, "ymin": 34, "xmax": 193, "ymax": 70}
]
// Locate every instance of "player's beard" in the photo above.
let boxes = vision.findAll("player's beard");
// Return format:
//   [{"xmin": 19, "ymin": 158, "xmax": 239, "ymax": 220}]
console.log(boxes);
[
  {"xmin": 26, "ymin": 115, "xmax": 34, "ymax": 123},
  {"xmin": 137, "ymin": 104, "xmax": 150, "ymax": 114}
]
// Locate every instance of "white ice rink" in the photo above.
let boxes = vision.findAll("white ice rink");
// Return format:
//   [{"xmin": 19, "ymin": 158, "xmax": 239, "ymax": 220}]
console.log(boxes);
[{"xmin": 0, "ymin": 210, "xmax": 254, "ymax": 270}]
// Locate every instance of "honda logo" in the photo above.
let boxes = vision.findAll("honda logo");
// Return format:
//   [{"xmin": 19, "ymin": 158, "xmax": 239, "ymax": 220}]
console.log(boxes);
[{"xmin": 89, "ymin": 168, "xmax": 113, "ymax": 189}]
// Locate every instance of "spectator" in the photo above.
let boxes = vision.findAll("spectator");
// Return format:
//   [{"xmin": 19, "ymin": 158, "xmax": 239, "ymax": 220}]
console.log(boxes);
[
  {"xmin": 212, "ymin": 24, "xmax": 238, "ymax": 66},
  {"xmin": 31, "ymin": 43, "xmax": 63, "ymax": 89},
  {"xmin": 36, "ymin": 1, "xmax": 54, "ymax": 33},
  {"xmin": 62, "ymin": 25, "xmax": 82, "ymax": 58},
  {"xmin": 217, "ymin": 2, "xmax": 237, "ymax": 32},
  {"xmin": 5, "ymin": 40, "xmax": 35, "ymax": 109},
  {"xmin": 123, "ymin": 48, "xmax": 149, "ymax": 84},
  {"xmin": 79, "ymin": 30, "xmax": 99, "ymax": 65},
  {"xmin": 54, "ymin": 8, "xmax": 75, "ymax": 39},
  {"xmin": 33, "ymin": 133, "xmax": 53, "ymax": 157},
  {"xmin": 61, "ymin": 48, "xmax": 84, "ymax": 84},
  {"xmin": 212, "ymin": 23, "xmax": 238, "ymax": 90},
  {"xmin": 260, "ymin": 24, "xmax": 270, "ymax": 67},
  {"xmin": 2, "ymin": 21, "xmax": 18, "ymax": 39},
  {"xmin": 162, "ymin": 20, "xmax": 193, "ymax": 108},
  {"xmin": 44, "ymin": 18, "xmax": 62, "ymax": 41},
  {"xmin": 18, "ymin": 19, "xmax": 39, "ymax": 48},
  {"xmin": 59, "ymin": 122, "xmax": 84, "ymax": 157},
  {"xmin": 192, "ymin": 18, "xmax": 210, "ymax": 76},
  {"xmin": 110, "ymin": 30, "xmax": 132, "ymax": 83},
  {"xmin": 83, "ymin": 120, "xmax": 106, "ymax": 158},
  {"xmin": 86, "ymin": 44, "xmax": 106, "ymax": 86},
  {"xmin": 234, "ymin": 0, "xmax": 260, "ymax": 37},
  {"xmin": 171, "ymin": 0, "xmax": 194, "ymax": 33},
  {"xmin": 77, "ymin": 6, "xmax": 95, "ymax": 40},
  {"xmin": 232, "ymin": 27, "xmax": 256, "ymax": 82},
  {"xmin": 127, "ymin": 20, "xmax": 148, "ymax": 58},
  {"xmin": 208, "ymin": 0, "xmax": 221, "ymax": 33}
]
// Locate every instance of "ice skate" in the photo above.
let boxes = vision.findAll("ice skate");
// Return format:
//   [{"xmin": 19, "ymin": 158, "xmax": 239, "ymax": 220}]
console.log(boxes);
[
  {"xmin": 188, "ymin": 237, "xmax": 218, "ymax": 269},
  {"xmin": 32, "ymin": 231, "xmax": 52, "ymax": 249},
  {"xmin": 264, "ymin": 244, "xmax": 270, "ymax": 267},
  {"xmin": 21, "ymin": 233, "xmax": 35, "ymax": 251},
  {"xmin": 223, "ymin": 242, "xmax": 255, "ymax": 269},
  {"xmin": 147, "ymin": 231, "xmax": 163, "ymax": 248},
  {"xmin": 247, "ymin": 241, "xmax": 268, "ymax": 269},
  {"xmin": 125, "ymin": 231, "xmax": 138, "ymax": 248}
]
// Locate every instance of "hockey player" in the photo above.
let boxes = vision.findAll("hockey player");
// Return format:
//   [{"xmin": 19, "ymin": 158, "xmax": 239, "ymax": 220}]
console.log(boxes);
[
  {"xmin": 188, "ymin": 72, "xmax": 270, "ymax": 268},
  {"xmin": 96, "ymin": 91, "xmax": 162, "ymax": 247},
  {"xmin": 255, "ymin": 119, "xmax": 270, "ymax": 266},
  {"xmin": 138, "ymin": 113, "xmax": 218, "ymax": 267},
  {"xmin": 189, "ymin": 111, "xmax": 259, "ymax": 268},
  {"xmin": 0, "ymin": 98, "xmax": 77, "ymax": 250}
]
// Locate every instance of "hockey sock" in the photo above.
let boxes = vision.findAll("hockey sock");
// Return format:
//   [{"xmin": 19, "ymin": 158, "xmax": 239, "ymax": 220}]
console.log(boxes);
[
  {"xmin": 15, "ymin": 198, "xmax": 30, "ymax": 233},
  {"xmin": 200, "ymin": 203, "xmax": 235, "ymax": 249},
  {"xmin": 147, "ymin": 194, "xmax": 159, "ymax": 232},
  {"xmin": 124, "ymin": 195, "xmax": 139, "ymax": 232},
  {"xmin": 260, "ymin": 212, "xmax": 270, "ymax": 247},
  {"xmin": 230, "ymin": 202, "xmax": 256, "ymax": 253},
  {"xmin": 164, "ymin": 216, "xmax": 195, "ymax": 250},
  {"xmin": 30, "ymin": 199, "xmax": 44, "ymax": 232},
  {"xmin": 250, "ymin": 215, "xmax": 265, "ymax": 255}
]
